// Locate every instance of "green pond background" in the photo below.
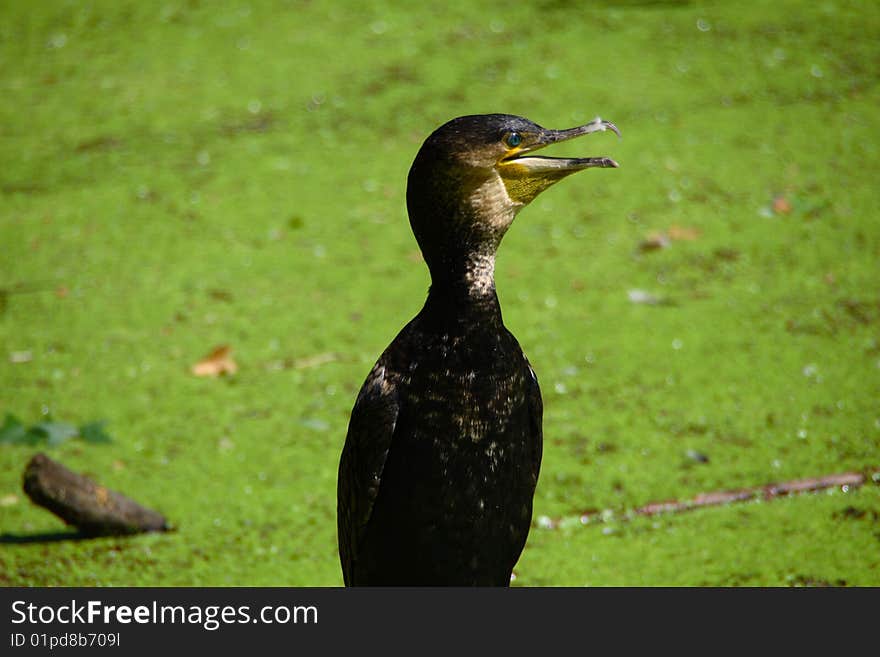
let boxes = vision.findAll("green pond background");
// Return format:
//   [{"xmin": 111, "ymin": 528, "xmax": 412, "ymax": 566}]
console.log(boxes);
[{"xmin": 1, "ymin": 0, "xmax": 878, "ymax": 586}]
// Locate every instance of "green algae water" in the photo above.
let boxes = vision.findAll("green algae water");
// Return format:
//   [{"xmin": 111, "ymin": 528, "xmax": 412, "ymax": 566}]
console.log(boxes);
[{"xmin": 1, "ymin": 0, "xmax": 878, "ymax": 585}]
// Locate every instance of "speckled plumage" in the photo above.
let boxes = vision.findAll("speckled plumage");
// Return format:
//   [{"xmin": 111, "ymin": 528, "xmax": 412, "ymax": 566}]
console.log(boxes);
[
  {"xmin": 338, "ymin": 290, "xmax": 541, "ymax": 586},
  {"xmin": 337, "ymin": 114, "xmax": 618, "ymax": 586}
]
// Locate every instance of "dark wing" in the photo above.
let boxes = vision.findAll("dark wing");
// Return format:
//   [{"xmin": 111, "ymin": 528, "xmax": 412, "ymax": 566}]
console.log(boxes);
[
  {"xmin": 525, "ymin": 360, "xmax": 543, "ymax": 487},
  {"xmin": 337, "ymin": 362, "xmax": 399, "ymax": 585}
]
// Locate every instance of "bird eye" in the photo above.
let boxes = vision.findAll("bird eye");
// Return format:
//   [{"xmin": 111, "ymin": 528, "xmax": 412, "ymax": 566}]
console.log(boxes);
[{"xmin": 505, "ymin": 132, "xmax": 522, "ymax": 148}]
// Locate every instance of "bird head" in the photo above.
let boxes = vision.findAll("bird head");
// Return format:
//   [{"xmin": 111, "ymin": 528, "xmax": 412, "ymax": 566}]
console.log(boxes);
[{"xmin": 406, "ymin": 113, "xmax": 619, "ymax": 278}]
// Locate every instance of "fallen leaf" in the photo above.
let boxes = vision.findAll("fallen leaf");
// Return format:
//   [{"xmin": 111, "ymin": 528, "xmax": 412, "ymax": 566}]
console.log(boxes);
[
  {"xmin": 0, "ymin": 414, "xmax": 114, "ymax": 446},
  {"xmin": 192, "ymin": 345, "xmax": 238, "ymax": 377},
  {"xmin": 772, "ymin": 196, "xmax": 792, "ymax": 214},
  {"xmin": 55, "ymin": 285, "xmax": 69, "ymax": 298}
]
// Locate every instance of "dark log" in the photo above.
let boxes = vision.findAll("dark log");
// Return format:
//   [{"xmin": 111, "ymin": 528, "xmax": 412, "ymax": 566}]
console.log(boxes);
[{"xmin": 22, "ymin": 453, "xmax": 170, "ymax": 536}]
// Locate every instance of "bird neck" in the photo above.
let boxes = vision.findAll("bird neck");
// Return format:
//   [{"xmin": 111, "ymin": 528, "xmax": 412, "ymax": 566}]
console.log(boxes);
[
  {"xmin": 407, "ymin": 166, "xmax": 513, "ymax": 324},
  {"xmin": 423, "ymin": 251, "xmax": 503, "ymax": 324}
]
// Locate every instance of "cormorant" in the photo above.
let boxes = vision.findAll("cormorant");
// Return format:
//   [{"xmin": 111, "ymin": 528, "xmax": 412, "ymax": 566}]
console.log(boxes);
[{"xmin": 338, "ymin": 113, "xmax": 619, "ymax": 586}]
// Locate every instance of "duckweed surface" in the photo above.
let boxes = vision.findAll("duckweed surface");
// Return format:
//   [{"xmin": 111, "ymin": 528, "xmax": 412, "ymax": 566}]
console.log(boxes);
[{"xmin": 1, "ymin": 0, "xmax": 878, "ymax": 585}]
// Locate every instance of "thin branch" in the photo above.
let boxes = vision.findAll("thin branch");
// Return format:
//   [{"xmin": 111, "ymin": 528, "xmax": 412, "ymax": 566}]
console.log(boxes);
[
  {"xmin": 632, "ymin": 472, "xmax": 867, "ymax": 518},
  {"xmin": 554, "ymin": 470, "xmax": 877, "ymax": 529}
]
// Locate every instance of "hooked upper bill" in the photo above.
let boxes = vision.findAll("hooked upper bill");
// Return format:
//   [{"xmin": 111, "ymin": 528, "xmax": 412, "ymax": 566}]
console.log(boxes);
[{"xmin": 496, "ymin": 117, "xmax": 620, "ymax": 205}]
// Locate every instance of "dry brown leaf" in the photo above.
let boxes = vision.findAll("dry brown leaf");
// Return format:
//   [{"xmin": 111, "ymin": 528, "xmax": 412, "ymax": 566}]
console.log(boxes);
[
  {"xmin": 772, "ymin": 196, "xmax": 792, "ymax": 214},
  {"xmin": 191, "ymin": 345, "xmax": 238, "ymax": 377}
]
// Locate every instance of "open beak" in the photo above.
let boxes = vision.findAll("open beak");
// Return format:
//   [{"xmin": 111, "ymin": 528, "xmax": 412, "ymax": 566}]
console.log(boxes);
[{"xmin": 497, "ymin": 117, "xmax": 620, "ymax": 205}]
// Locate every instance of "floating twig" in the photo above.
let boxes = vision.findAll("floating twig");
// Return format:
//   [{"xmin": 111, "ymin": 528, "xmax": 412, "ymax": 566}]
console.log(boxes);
[
  {"xmin": 633, "ymin": 471, "xmax": 867, "ymax": 518},
  {"xmin": 543, "ymin": 470, "xmax": 876, "ymax": 529}
]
